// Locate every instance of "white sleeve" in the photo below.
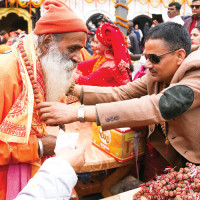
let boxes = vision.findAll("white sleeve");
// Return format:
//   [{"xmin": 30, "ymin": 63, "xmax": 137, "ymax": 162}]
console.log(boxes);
[
  {"xmin": 15, "ymin": 157, "xmax": 78, "ymax": 200},
  {"xmin": 139, "ymin": 29, "xmax": 143, "ymax": 38}
]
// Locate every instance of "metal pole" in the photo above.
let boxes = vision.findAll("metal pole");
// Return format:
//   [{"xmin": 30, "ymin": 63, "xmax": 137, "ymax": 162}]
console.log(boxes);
[{"xmin": 115, "ymin": 0, "xmax": 128, "ymax": 35}]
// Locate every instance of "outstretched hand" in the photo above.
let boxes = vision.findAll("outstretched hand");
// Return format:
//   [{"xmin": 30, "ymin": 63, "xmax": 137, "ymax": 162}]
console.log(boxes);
[
  {"xmin": 56, "ymin": 145, "xmax": 85, "ymax": 171},
  {"xmin": 36, "ymin": 102, "xmax": 78, "ymax": 125}
]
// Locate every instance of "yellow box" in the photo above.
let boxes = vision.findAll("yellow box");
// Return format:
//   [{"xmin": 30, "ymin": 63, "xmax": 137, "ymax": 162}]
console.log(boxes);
[{"xmin": 92, "ymin": 123, "xmax": 146, "ymax": 162}]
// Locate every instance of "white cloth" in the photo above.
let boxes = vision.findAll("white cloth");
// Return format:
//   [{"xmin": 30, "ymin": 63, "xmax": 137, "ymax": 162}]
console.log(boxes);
[
  {"xmin": 138, "ymin": 29, "xmax": 143, "ymax": 39},
  {"xmin": 15, "ymin": 157, "xmax": 78, "ymax": 200},
  {"xmin": 167, "ymin": 15, "xmax": 184, "ymax": 26},
  {"xmin": 54, "ymin": 129, "xmax": 79, "ymax": 154}
]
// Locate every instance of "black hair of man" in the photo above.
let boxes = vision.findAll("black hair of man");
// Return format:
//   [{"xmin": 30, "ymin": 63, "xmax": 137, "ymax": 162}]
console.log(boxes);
[
  {"xmin": 195, "ymin": 25, "xmax": 200, "ymax": 31},
  {"xmin": 168, "ymin": 2, "xmax": 181, "ymax": 10},
  {"xmin": 145, "ymin": 22, "xmax": 191, "ymax": 57},
  {"xmin": 192, "ymin": 0, "xmax": 200, "ymax": 2}
]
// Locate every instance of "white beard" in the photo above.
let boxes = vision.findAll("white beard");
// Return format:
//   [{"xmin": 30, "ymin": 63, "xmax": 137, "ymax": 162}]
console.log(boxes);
[{"xmin": 40, "ymin": 43, "xmax": 76, "ymax": 102}]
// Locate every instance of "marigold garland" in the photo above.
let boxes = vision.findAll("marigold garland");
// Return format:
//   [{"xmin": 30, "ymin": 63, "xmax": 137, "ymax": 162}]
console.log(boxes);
[
  {"xmin": 178, "ymin": 0, "xmax": 185, "ymax": 5},
  {"xmin": 114, "ymin": 21, "xmax": 129, "ymax": 29},
  {"xmin": 92, "ymin": 55, "xmax": 107, "ymax": 72},
  {"xmin": 9, "ymin": 0, "xmax": 15, "ymax": 5},
  {"xmin": 112, "ymin": 0, "xmax": 133, "ymax": 3},
  {"xmin": 114, "ymin": 2, "xmax": 129, "ymax": 10},
  {"xmin": 162, "ymin": 0, "xmax": 173, "ymax": 8},
  {"xmin": 8, "ymin": 0, "xmax": 44, "ymax": 9},
  {"xmin": 115, "ymin": 14, "xmax": 129, "ymax": 22},
  {"xmin": 149, "ymin": 0, "xmax": 161, "ymax": 8},
  {"xmin": 97, "ymin": 0, "xmax": 106, "ymax": 4},
  {"xmin": 114, "ymin": 2, "xmax": 129, "ymax": 33},
  {"xmin": 138, "ymin": 0, "xmax": 148, "ymax": 5},
  {"xmin": 92, "ymin": 54, "xmax": 99, "ymax": 59},
  {"xmin": 32, "ymin": 0, "xmax": 45, "ymax": 8},
  {"xmin": 186, "ymin": 0, "xmax": 192, "ymax": 5},
  {"xmin": 85, "ymin": 0, "xmax": 94, "ymax": 3},
  {"xmin": 6, "ymin": 0, "xmax": 191, "ymax": 14},
  {"xmin": 18, "ymin": 0, "xmax": 30, "ymax": 8}
]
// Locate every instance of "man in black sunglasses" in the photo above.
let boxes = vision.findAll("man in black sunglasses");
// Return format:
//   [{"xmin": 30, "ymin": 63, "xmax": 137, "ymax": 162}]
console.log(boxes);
[
  {"xmin": 184, "ymin": 0, "xmax": 200, "ymax": 33},
  {"xmin": 37, "ymin": 22, "xmax": 200, "ymax": 182}
]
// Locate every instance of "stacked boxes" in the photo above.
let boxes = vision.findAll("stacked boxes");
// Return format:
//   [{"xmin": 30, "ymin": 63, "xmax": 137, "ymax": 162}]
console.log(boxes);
[{"xmin": 92, "ymin": 123, "xmax": 146, "ymax": 162}]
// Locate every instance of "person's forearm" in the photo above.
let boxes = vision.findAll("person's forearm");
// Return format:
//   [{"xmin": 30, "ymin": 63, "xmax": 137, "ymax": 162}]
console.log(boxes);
[
  {"xmin": 84, "ymin": 105, "xmax": 97, "ymax": 122},
  {"xmin": 73, "ymin": 85, "xmax": 82, "ymax": 99}
]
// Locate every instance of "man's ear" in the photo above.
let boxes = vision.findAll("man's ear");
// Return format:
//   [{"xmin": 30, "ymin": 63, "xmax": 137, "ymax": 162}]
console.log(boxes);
[
  {"xmin": 176, "ymin": 49, "xmax": 186, "ymax": 66},
  {"xmin": 41, "ymin": 34, "xmax": 54, "ymax": 55}
]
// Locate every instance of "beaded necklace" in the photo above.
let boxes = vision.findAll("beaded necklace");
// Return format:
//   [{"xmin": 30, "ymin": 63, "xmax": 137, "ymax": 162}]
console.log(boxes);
[
  {"xmin": 159, "ymin": 82, "xmax": 169, "ymax": 146},
  {"xmin": 17, "ymin": 39, "xmax": 66, "ymax": 131},
  {"xmin": 17, "ymin": 39, "xmax": 40, "ymax": 104},
  {"xmin": 161, "ymin": 121, "xmax": 169, "ymax": 146}
]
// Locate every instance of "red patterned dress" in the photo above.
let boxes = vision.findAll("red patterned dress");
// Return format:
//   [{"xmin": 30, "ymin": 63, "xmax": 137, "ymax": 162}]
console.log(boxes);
[{"xmin": 75, "ymin": 49, "xmax": 131, "ymax": 86}]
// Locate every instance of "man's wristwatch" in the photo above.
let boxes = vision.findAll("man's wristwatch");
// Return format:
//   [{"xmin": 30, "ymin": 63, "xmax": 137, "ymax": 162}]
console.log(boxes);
[{"xmin": 78, "ymin": 104, "xmax": 85, "ymax": 123}]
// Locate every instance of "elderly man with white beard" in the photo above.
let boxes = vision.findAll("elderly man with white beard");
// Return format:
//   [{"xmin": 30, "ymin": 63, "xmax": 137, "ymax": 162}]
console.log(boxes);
[{"xmin": 0, "ymin": 0, "xmax": 88, "ymax": 199}]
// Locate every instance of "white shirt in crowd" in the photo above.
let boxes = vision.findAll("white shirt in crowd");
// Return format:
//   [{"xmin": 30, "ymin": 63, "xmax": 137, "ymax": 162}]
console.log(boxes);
[
  {"xmin": 15, "ymin": 157, "xmax": 77, "ymax": 200},
  {"xmin": 167, "ymin": 15, "xmax": 184, "ymax": 26}
]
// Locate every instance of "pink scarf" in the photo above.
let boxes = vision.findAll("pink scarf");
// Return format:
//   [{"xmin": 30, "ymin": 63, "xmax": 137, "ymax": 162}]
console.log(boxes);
[{"xmin": 133, "ymin": 65, "xmax": 147, "ymax": 81}]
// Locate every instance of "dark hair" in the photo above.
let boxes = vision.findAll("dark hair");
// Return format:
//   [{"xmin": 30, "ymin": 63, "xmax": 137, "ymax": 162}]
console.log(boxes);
[
  {"xmin": 145, "ymin": 22, "xmax": 191, "ymax": 57},
  {"xmin": 168, "ymin": 2, "xmax": 181, "ymax": 10},
  {"xmin": 0, "ymin": 38, "xmax": 7, "ymax": 44},
  {"xmin": 192, "ymin": 0, "xmax": 200, "ymax": 2},
  {"xmin": 0, "ymin": 30, "xmax": 7, "ymax": 36},
  {"xmin": 194, "ymin": 25, "xmax": 200, "ymax": 32}
]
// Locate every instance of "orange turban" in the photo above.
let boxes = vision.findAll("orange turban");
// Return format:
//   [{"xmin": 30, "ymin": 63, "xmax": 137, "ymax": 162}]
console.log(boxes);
[{"xmin": 34, "ymin": 0, "xmax": 88, "ymax": 35}]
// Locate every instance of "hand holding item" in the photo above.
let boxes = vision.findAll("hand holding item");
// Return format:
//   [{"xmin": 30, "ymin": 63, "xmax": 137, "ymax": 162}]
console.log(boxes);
[
  {"xmin": 73, "ymin": 69, "xmax": 82, "ymax": 82},
  {"xmin": 54, "ymin": 129, "xmax": 79, "ymax": 153},
  {"xmin": 56, "ymin": 145, "xmax": 85, "ymax": 171},
  {"xmin": 152, "ymin": 20, "xmax": 159, "ymax": 26},
  {"xmin": 36, "ymin": 102, "xmax": 78, "ymax": 125}
]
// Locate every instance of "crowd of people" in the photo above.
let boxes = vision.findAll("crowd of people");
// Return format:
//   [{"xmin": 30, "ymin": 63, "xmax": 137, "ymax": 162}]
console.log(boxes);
[
  {"xmin": 1, "ymin": 0, "xmax": 200, "ymax": 199},
  {"xmin": 0, "ymin": 29, "xmax": 26, "ymax": 54}
]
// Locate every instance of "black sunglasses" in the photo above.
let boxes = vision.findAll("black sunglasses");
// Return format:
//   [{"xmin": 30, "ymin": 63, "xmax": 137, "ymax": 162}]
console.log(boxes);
[
  {"xmin": 190, "ymin": 5, "xmax": 200, "ymax": 9},
  {"xmin": 144, "ymin": 49, "xmax": 179, "ymax": 64}
]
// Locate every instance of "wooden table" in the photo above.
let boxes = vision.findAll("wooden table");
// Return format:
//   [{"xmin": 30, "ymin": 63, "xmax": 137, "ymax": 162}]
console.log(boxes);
[
  {"xmin": 47, "ymin": 122, "xmax": 139, "ymax": 198},
  {"xmin": 100, "ymin": 188, "xmax": 142, "ymax": 200}
]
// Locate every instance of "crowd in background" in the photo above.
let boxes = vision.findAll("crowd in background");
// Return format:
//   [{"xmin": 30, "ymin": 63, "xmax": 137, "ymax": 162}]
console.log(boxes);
[
  {"xmin": 1, "ymin": 1, "xmax": 200, "ymax": 95},
  {"xmin": 2, "ymin": 1, "xmax": 200, "ymax": 70},
  {"xmin": 0, "ymin": 29, "xmax": 25, "ymax": 54}
]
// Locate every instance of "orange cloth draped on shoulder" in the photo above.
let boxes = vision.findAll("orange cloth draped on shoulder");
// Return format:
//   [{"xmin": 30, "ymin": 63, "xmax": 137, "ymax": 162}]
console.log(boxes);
[
  {"xmin": 80, "ymin": 47, "xmax": 92, "ymax": 61},
  {"xmin": 0, "ymin": 35, "xmax": 46, "ymax": 200}
]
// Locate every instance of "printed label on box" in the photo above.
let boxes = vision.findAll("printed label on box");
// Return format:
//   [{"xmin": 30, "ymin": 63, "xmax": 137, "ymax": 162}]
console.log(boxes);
[{"xmin": 92, "ymin": 122, "xmax": 145, "ymax": 162}]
